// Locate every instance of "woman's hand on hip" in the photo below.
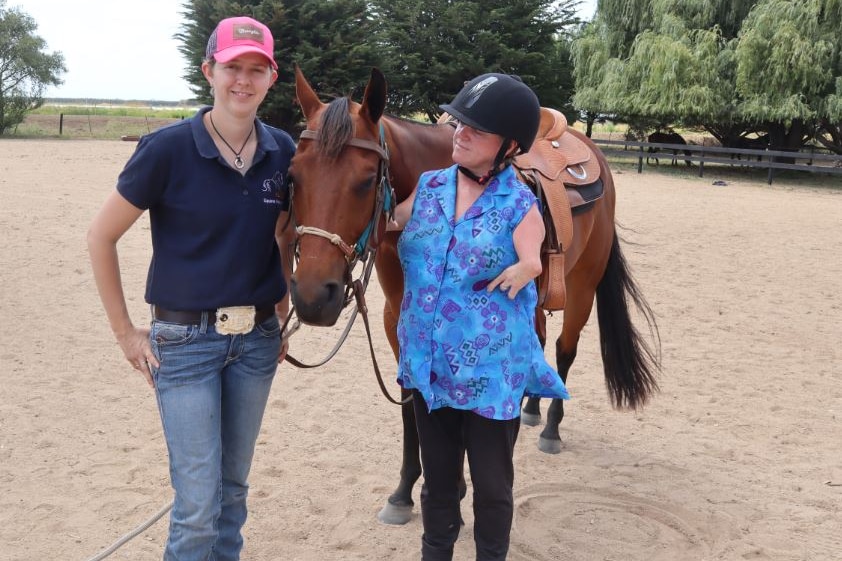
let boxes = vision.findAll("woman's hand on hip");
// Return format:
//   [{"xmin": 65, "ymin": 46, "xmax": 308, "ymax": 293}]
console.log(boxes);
[{"xmin": 116, "ymin": 327, "xmax": 158, "ymax": 388}]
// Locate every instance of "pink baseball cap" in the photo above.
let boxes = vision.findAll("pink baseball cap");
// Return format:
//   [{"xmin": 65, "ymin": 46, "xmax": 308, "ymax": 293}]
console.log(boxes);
[{"xmin": 206, "ymin": 16, "xmax": 277, "ymax": 70}]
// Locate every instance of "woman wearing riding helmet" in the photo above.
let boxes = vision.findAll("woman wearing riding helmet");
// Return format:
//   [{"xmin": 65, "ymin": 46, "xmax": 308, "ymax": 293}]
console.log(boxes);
[{"xmin": 390, "ymin": 74, "xmax": 570, "ymax": 561}]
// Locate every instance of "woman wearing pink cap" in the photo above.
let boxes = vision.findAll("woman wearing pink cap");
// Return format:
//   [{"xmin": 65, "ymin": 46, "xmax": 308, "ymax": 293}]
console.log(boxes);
[{"xmin": 88, "ymin": 16, "xmax": 294, "ymax": 560}]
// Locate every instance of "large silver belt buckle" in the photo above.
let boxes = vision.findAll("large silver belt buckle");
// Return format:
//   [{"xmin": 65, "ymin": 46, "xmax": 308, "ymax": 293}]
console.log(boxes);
[{"xmin": 215, "ymin": 306, "xmax": 255, "ymax": 335}]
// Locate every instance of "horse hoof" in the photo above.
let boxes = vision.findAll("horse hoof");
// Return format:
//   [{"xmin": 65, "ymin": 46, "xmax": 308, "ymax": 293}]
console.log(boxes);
[
  {"xmin": 538, "ymin": 436, "xmax": 562, "ymax": 454},
  {"xmin": 377, "ymin": 502, "xmax": 413, "ymax": 525},
  {"xmin": 520, "ymin": 411, "xmax": 542, "ymax": 427}
]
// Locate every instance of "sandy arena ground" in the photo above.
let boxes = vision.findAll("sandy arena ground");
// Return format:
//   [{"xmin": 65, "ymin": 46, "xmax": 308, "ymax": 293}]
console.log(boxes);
[{"xmin": 0, "ymin": 139, "xmax": 840, "ymax": 561}]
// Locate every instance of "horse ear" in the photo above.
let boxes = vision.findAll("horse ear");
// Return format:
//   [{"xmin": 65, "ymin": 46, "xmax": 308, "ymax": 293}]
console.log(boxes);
[
  {"xmin": 360, "ymin": 67, "xmax": 387, "ymax": 124},
  {"xmin": 294, "ymin": 63, "xmax": 323, "ymax": 120}
]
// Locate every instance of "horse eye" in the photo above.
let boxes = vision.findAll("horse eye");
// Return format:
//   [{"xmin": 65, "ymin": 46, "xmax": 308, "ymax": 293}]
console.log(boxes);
[{"xmin": 355, "ymin": 175, "xmax": 377, "ymax": 192}]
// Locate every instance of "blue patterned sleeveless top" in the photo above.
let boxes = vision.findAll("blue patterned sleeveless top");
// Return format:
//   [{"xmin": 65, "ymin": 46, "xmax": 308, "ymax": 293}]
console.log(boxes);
[{"xmin": 396, "ymin": 165, "xmax": 569, "ymax": 420}]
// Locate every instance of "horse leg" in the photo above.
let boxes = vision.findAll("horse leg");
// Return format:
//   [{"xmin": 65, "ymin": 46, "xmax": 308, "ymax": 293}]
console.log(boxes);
[
  {"xmin": 379, "ymin": 397, "xmax": 468, "ymax": 526},
  {"xmin": 375, "ymin": 279, "xmax": 422, "ymax": 525},
  {"xmin": 537, "ymin": 343, "xmax": 576, "ymax": 454},
  {"xmin": 521, "ymin": 397, "xmax": 542, "ymax": 427},
  {"xmin": 378, "ymin": 301, "xmax": 420, "ymax": 525},
  {"xmin": 377, "ymin": 390, "xmax": 422, "ymax": 524},
  {"xmin": 521, "ymin": 307, "xmax": 546, "ymax": 426},
  {"xmin": 536, "ymin": 261, "xmax": 599, "ymax": 454}
]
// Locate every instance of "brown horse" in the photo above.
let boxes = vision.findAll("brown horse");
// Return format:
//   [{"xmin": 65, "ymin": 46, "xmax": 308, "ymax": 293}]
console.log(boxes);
[{"xmin": 287, "ymin": 66, "xmax": 660, "ymax": 525}]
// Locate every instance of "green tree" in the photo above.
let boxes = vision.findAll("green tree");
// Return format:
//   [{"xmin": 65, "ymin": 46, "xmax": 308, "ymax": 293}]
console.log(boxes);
[
  {"xmin": 0, "ymin": 1, "xmax": 65, "ymax": 135},
  {"xmin": 735, "ymin": 0, "xmax": 842, "ymax": 152},
  {"xmin": 573, "ymin": 0, "xmax": 842, "ymax": 151},
  {"xmin": 176, "ymin": 0, "xmax": 383, "ymax": 132},
  {"xmin": 370, "ymin": 0, "xmax": 580, "ymax": 122},
  {"xmin": 574, "ymin": 0, "xmax": 758, "ymax": 140}
]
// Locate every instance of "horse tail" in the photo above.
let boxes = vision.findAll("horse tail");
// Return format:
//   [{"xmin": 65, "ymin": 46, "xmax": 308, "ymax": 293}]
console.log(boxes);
[{"xmin": 596, "ymin": 229, "xmax": 661, "ymax": 409}]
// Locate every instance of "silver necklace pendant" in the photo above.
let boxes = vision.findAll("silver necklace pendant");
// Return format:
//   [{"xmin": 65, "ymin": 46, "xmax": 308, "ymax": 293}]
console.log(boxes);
[{"xmin": 208, "ymin": 112, "xmax": 252, "ymax": 172}]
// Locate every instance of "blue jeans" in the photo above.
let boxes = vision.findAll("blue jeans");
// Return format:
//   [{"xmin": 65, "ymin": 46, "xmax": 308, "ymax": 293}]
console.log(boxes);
[{"xmin": 150, "ymin": 312, "xmax": 280, "ymax": 561}]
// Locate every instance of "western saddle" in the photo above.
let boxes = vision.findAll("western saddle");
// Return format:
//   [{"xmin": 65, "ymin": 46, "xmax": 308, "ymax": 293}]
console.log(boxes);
[{"xmin": 513, "ymin": 107, "xmax": 604, "ymax": 310}]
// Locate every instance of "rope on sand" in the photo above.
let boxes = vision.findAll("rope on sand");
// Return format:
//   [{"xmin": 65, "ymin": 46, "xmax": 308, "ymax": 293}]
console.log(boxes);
[{"xmin": 83, "ymin": 501, "xmax": 173, "ymax": 561}]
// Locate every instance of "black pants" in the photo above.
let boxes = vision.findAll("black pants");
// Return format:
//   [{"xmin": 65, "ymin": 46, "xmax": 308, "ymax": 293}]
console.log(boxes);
[{"xmin": 412, "ymin": 390, "xmax": 521, "ymax": 561}]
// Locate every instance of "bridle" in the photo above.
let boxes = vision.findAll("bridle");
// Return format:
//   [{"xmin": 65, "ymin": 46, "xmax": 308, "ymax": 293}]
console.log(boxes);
[
  {"xmin": 294, "ymin": 124, "xmax": 392, "ymax": 272},
  {"xmin": 284, "ymin": 123, "xmax": 409, "ymax": 405}
]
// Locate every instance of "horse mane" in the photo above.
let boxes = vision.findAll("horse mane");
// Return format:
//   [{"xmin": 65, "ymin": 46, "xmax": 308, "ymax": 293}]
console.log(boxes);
[
  {"xmin": 316, "ymin": 98, "xmax": 442, "ymax": 159},
  {"xmin": 318, "ymin": 97, "xmax": 353, "ymax": 159}
]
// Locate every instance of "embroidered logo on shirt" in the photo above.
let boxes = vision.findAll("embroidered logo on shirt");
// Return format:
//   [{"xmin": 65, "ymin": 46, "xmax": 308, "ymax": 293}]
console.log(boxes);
[{"xmin": 262, "ymin": 171, "xmax": 286, "ymax": 205}]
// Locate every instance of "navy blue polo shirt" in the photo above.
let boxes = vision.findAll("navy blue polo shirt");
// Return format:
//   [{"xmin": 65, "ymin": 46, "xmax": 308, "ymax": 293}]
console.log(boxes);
[{"xmin": 117, "ymin": 106, "xmax": 295, "ymax": 311}]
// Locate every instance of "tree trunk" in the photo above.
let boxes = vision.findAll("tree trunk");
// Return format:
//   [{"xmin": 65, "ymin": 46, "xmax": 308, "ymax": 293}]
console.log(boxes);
[
  {"xmin": 768, "ymin": 119, "xmax": 808, "ymax": 164},
  {"xmin": 817, "ymin": 120, "xmax": 842, "ymax": 155}
]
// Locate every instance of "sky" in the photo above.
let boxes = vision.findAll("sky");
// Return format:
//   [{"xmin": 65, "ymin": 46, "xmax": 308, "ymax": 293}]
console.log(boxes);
[
  {"xmin": 575, "ymin": 0, "xmax": 598, "ymax": 21},
  {"xmin": 12, "ymin": 0, "xmax": 194, "ymax": 101},
  {"xmin": 11, "ymin": 0, "xmax": 599, "ymax": 102}
]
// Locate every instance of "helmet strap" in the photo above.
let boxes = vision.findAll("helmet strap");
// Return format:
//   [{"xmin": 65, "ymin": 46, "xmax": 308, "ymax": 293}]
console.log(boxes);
[
  {"xmin": 457, "ymin": 139, "xmax": 516, "ymax": 186},
  {"xmin": 457, "ymin": 165, "xmax": 495, "ymax": 185}
]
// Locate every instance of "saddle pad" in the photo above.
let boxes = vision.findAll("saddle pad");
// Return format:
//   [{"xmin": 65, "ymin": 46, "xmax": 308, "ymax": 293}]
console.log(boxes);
[{"xmin": 568, "ymin": 178, "xmax": 605, "ymax": 213}]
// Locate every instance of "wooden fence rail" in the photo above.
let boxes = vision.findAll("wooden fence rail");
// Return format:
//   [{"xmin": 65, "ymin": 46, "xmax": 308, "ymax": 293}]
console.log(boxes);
[{"xmin": 591, "ymin": 138, "xmax": 842, "ymax": 184}]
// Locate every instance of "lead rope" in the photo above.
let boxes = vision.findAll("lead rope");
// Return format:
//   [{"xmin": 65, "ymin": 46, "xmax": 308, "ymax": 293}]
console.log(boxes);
[
  {"xmin": 352, "ymin": 279, "xmax": 412, "ymax": 405},
  {"xmin": 282, "ymin": 304, "xmax": 359, "ymax": 369},
  {"xmin": 83, "ymin": 501, "xmax": 172, "ymax": 561}
]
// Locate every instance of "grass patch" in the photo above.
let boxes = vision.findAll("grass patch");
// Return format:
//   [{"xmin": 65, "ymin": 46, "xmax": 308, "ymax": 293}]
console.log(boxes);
[
  {"xmin": 1, "ymin": 102, "xmax": 201, "ymax": 139},
  {"xmin": 31, "ymin": 104, "xmax": 196, "ymax": 119},
  {"xmin": 9, "ymin": 114, "xmax": 190, "ymax": 139}
]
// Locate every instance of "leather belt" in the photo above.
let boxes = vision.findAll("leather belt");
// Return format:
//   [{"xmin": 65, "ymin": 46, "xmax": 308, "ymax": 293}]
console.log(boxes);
[{"xmin": 152, "ymin": 305, "xmax": 275, "ymax": 326}]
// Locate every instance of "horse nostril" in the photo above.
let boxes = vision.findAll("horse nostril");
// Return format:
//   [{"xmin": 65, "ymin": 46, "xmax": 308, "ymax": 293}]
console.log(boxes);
[
  {"xmin": 290, "ymin": 277, "xmax": 342, "ymax": 307},
  {"xmin": 288, "ymin": 273, "xmax": 346, "ymax": 326},
  {"xmin": 324, "ymin": 280, "xmax": 343, "ymax": 304}
]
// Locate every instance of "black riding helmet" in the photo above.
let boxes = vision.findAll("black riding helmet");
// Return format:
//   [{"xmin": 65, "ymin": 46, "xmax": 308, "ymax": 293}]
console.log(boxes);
[
  {"xmin": 440, "ymin": 73, "xmax": 540, "ymax": 184},
  {"xmin": 440, "ymin": 73, "xmax": 541, "ymax": 153}
]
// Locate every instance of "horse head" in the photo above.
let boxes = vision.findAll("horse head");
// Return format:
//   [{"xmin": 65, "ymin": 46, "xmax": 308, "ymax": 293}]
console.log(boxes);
[{"xmin": 289, "ymin": 65, "xmax": 390, "ymax": 326}]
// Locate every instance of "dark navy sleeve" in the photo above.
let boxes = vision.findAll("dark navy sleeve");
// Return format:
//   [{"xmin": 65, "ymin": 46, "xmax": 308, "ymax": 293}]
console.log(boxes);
[{"xmin": 116, "ymin": 131, "xmax": 172, "ymax": 210}]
